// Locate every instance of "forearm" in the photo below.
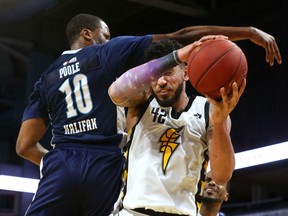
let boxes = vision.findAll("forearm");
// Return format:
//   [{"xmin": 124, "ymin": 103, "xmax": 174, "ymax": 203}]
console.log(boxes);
[
  {"xmin": 209, "ymin": 121, "xmax": 235, "ymax": 185},
  {"xmin": 154, "ymin": 26, "xmax": 254, "ymax": 45},
  {"xmin": 17, "ymin": 142, "xmax": 48, "ymax": 166},
  {"xmin": 16, "ymin": 118, "xmax": 48, "ymax": 166},
  {"xmin": 109, "ymin": 51, "xmax": 179, "ymax": 106}
]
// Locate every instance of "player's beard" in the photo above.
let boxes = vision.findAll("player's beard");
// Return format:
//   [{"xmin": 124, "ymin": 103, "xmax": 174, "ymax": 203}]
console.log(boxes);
[
  {"xmin": 151, "ymin": 82, "xmax": 183, "ymax": 107},
  {"xmin": 201, "ymin": 196, "xmax": 222, "ymax": 204}
]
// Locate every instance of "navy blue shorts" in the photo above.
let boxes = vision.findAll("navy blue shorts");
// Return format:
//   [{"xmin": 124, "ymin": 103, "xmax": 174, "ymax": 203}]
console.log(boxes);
[{"xmin": 25, "ymin": 144, "xmax": 125, "ymax": 216}]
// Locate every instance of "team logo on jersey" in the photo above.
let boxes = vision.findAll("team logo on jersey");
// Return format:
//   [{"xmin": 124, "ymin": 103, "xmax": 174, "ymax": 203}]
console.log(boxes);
[
  {"xmin": 159, "ymin": 127, "xmax": 182, "ymax": 174},
  {"xmin": 63, "ymin": 57, "xmax": 77, "ymax": 66},
  {"xmin": 194, "ymin": 113, "xmax": 202, "ymax": 119}
]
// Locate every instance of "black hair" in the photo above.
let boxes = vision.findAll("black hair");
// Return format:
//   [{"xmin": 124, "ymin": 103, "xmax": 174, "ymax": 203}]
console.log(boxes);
[
  {"xmin": 144, "ymin": 39, "xmax": 184, "ymax": 61},
  {"xmin": 66, "ymin": 13, "xmax": 103, "ymax": 45}
]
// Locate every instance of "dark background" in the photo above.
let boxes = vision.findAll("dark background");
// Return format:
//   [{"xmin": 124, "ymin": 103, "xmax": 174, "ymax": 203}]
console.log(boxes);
[{"xmin": 0, "ymin": 0, "xmax": 287, "ymax": 215}]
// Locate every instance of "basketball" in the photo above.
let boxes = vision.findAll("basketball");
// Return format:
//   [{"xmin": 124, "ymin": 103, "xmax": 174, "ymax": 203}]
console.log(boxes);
[{"xmin": 187, "ymin": 38, "xmax": 248, "ymax": 99}]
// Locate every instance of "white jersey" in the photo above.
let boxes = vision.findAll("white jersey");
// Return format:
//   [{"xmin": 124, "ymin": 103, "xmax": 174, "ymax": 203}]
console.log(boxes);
[{"xmin": 122, "ymin": 96, "xmax": 210, "ymax": 216}]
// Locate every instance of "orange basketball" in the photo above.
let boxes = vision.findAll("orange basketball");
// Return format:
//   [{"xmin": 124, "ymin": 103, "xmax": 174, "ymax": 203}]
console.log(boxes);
[{"xmin": 187, "ymin": 38, "xmax": 248, "ymax": 99}]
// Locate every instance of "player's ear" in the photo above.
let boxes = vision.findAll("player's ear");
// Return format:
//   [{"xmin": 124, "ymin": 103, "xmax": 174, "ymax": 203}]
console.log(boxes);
[
  {"xmin": 81, "ymin": 28, "xmax": 93, "ymax": 40},
  {"xmin": 224, "ymin": 192, "xmax": 229, "ymax": 202},
  {"xmin": 183, "ymin": 65, "xmax": 189, "ymax": 81}
]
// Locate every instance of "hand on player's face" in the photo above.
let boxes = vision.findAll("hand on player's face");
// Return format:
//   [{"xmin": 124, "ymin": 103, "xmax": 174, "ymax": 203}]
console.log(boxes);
[{"xmin": 151, "ymin": 66, "xmax": 185, "ymax": 106}]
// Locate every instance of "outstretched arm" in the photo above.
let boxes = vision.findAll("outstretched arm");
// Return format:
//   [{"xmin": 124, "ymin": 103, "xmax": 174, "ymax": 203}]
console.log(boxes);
[
  {"xmin": 153, "ymin": 26, "xmax": 282, "ymax": 66},
  {"xmin": 108, "ymin": 51, "xmax": 183, "ymax": 107},
  {"xmin": 206, "ymin": 79, "xmax": 246, "ymax": 185},
  {"xmin": 108, "ymin": 35, "xmax": 224, "ymax": 107}
]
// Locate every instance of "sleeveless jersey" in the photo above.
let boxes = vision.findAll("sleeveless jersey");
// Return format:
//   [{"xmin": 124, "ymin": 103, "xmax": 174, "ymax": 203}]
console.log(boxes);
[
  {"xmin": 123, "ymin": 96, "xmax": 210, "ymax": 215},
  {"xmin": 22, "ymin": 35, "xmax": 152, "ymax": 147}
]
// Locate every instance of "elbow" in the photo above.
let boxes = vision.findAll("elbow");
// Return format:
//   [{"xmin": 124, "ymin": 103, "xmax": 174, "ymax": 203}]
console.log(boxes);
[
  {"xmin": 212, "ymin": 171, "xmax": 233, "ymax": 185},
  {"xmin": 210, "ymin": 160, "xmax": 235, "ymax": 185},
  {"xmin": 211, "ymin": 162, "xmax": 235, "ymax": 185},
  {"xmin": 108, "ymin": 85, "xmax": 123, "ymax": 106},
  {"xmin": 16, "ymin": 138, "xmax": 28, "ymax": 158},
  {"xmin": 108, "ymin": 85, "xmax": 129, "ymax": 107}
]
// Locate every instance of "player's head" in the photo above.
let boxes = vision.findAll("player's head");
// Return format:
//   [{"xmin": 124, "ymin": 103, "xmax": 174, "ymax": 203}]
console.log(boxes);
[
  {"xmin": 145, "ymin": 39, "xmax": 188, "ymax": 108},
  {"xmin": 66, "ymin": 13, "xmax": 110, "ymax": 47},
  {"xmin": 201, "ymin": 171, "xmax": 229, "ymax": 210}
]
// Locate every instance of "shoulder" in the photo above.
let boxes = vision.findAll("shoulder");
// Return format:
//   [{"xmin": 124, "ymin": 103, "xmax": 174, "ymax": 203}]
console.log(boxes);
[{"xmin": 191, "ymin": 96, "xmax": 209, "ymax": 112}]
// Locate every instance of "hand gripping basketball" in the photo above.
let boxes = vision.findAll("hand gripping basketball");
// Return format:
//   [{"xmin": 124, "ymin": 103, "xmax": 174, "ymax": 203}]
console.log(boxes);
[{"xmin": 187, "ymin": 38, "xmax": 248, "ymax": 99}]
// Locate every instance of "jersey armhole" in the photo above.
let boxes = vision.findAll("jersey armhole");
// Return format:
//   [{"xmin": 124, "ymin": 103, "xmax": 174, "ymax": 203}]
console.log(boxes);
[{"xmin": 204, "ymin": 100, "xmax": 210, "ymax": 131}]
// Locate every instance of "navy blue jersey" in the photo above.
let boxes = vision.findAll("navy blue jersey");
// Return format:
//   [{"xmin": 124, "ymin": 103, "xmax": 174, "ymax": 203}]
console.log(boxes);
[{"xmin": 22, "ymin": 35, "xmax": 152, "ymax": 147}]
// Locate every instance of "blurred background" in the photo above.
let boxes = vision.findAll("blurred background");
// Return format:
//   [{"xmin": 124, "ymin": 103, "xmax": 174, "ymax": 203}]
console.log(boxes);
[{"xmin": 0, "ymin": 0, "xmax": 287, "ymax": 215}]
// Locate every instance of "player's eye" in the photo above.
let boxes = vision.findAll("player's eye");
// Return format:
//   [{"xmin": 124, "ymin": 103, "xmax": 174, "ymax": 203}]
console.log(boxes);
[{"xmin": 164, "ymin": 70, "xmax": 173, "ymax": 76}]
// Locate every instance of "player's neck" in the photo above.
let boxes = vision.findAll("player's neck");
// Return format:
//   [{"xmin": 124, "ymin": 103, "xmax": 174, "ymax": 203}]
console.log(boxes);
[
  {"xmin": 200, "ymin": 202, "xmax": 221, "ymax": 216},
  {"xmin": 70, "ymin": 40, "xmax": 94, "ymax": 50},
  {"xmin": 174, "ymin": 93, "xmax": 189, "ymax": 113},
  {"xmin": 200, "ymin": 204, "xmax": 220, "ymax": 216}
]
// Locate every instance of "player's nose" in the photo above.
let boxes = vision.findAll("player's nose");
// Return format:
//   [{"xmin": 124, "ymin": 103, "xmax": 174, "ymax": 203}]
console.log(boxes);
[
  {"xmin": 208, "ymin": 180, "xmax": 217, "ymax": 186},
  {"xmin": 157, "ymin": 76, "xmax": 167, "ymax": 86}
]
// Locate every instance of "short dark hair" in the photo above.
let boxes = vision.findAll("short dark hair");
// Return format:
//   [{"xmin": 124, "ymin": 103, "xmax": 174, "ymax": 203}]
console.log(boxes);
[
  {"xmin": 144, "ymin": 39, "xmax": 183, "ymax": 61},
  {"xmin": 66, "ymin": 13, "xmax": 103, "ymax": 45}
]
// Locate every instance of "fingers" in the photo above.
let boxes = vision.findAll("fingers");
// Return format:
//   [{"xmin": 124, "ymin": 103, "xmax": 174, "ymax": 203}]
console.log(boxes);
[
  {"xmin": 265, "ymin": 37, "xmax": 282, "ymax": 66},
  {"xmin": 270, "ymin": 41, "xmax": 282, "ymax": 65},
  {"xmin": 199, "ymin": 35, "xmax": 228, "ymax": 42},
  {"xmin": 251, "ymin": 28, "xmax": 282, "ymax": 66},
  {"xmin": 207, "ymin": 82, "xmax": 243, "ymax": 124},
  {"xmin": 220, "ymin": 86, "xmax": 229, "ymax": 105},
  {"xmin": 238, "ymin": 79, "xmax": 246, "ymax": 97},
  {"xmin": 214, "ymin": 35, "xmax": 229, "ymax": 40},
  {"xmin": 220, "ymin": 84, "xmax": 238, "ymax": 111},
  {"xmin": 178, "ymin": 41, "xmax": 202, "ymax": 62},
  {"xmin": 208, "ymin": 81, "xmax": 245, "ymax": 111},
  {"xmin": 266, "ymin": 41, "xmax": 275, "ymax": 66}
]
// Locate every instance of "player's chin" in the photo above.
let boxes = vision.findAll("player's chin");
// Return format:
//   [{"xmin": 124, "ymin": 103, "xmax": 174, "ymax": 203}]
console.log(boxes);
[
  {"xmin": 156, "ymin": 90, "xmax": 172, "ymax": 99},
  {"xmin": 157, "ymin": 93, "xmax": 170, "ymax": 99},
  {"xmin": 201, "ymin": 196, "xmax": 221, "ymax": 203},
  {"xmin": 156, "ymin": 97, "xmax": 174, "ymax": 107}
]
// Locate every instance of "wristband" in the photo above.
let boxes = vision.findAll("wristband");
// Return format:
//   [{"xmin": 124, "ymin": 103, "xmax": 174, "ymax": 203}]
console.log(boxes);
[{"xmin": 172, "ymin": 50, "xmax": 182, "ymax": 65}]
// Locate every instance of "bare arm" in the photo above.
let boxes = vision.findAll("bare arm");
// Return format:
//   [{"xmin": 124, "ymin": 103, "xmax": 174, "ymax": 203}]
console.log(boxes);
[
  {"xmin": 109, "ymin": 35, "xmax": 225, "ymax": 107},
  {"xmin": 206, "ymin": 79, "xmax": 246, "ymax": 185},
  {"xmin": 153, "ymin": 26, "xmax": 282, "ymax": 66},
  {"xmin": 16, "ymin": 118, "xmax": 49, "ymax": 166}
]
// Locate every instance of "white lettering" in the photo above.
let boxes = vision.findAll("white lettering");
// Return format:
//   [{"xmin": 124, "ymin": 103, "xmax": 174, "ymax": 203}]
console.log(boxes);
[
  {"xmin": 91, "ymin": 118, "xmax": 97, "ymax": 129},
  {"xmin": 69, "ymin": 124, "xmax": 75, "ymax": 134},
  {"xmin": 59, "ymin": 62, "xmax": 80, "ymax": 78},
  {"xmin": 86, "ymin": 119, "xmax": 92, "ymax": 131},
  {"xmin": 77, "ymin": 121, "xmax": 83, "ymax": 133},
  {"xmin": 81, "ymin": 120, "xmax": 86, "ymax": 132},
  {"xmin": 63, "ymin": 118, "xmax": 97, "ymax": 135},
  {"xmin": 64, "ymin": 125, "xmax": 70, "ymax": 134}
]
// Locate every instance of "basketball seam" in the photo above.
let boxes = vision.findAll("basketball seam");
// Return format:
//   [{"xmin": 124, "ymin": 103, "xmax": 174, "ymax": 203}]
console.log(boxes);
[
  {"xmin": 196, "ymin": 45, "xmax": 237, "ymax": 90},
  {"xmin": 204, "ymin": 49, "xmax": 243, "ymax": 95},
  {"xmin": 188, "ymin": 39, "xmax": 226, "ymax": 67}
]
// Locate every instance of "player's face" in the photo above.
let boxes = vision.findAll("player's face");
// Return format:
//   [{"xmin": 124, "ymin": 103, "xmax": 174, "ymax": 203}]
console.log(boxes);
[
  {"xmin": 202, "ymin": 172, "xmax": 229, "ymax": 203},
  {"xmin": 151, "ymin": 65, "xmax": 186, "ymax": 107},
  {"xmin": 91, "ymin": 20, "xmax": 110, "ymax": 44}
]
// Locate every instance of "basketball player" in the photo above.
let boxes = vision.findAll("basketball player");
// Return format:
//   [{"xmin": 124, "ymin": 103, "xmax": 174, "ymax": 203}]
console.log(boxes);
[
  {"xmin": 108, "ymin": 38, "xmax": 244, "ymax": 215},
  {"xmin": 199, "ymin": 171, "xmax": 230, "ymax": 216},
  {"xmin": 16, "ymin": 12, "xmax": 281, "ymax": 215}
]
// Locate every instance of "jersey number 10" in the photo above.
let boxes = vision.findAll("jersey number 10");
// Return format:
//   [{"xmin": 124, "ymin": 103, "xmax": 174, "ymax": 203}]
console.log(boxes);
[{"xmin": 59, "ymin": 74, "xmax": 93, "ymax": 118}]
